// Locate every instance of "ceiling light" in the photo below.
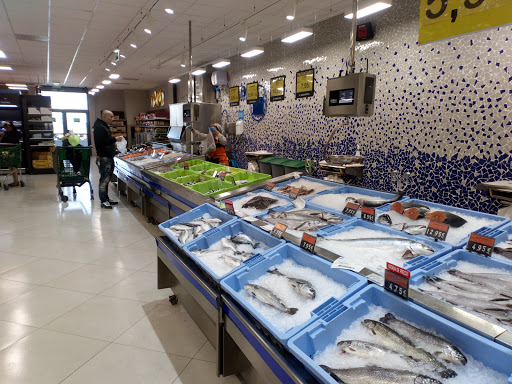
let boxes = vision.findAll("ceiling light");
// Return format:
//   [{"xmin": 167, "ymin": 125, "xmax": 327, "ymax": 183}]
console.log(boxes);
[
  {"xmin": 111, "ymin": 62, "xmax": 117, "ymax": 66},
  {"xmin": 191, "ymin": 68, "xmax": 206, "ymax": 76},
  {"xmin": 6, "ymin": 83, "xmax": 26, "ymax": 87},
  {"xmin": 130, "ymin": 42, "xmax": 137, "ymax": 48},
  {"xmin": 0, "ymin": 51, "xmax": 7, "ymax": 59},
  {"xmin": 105, "ymin": 68, "xmax": 111, "ymax": 72},
  {"xmin": 93, "ymin": 88, "xmax": 100, "ymax": 92},
  {"xmin": 169, "ymin": 78, "xmax": 180, "ymax": 83},
  {"xmin": 102, "ymin": 80, "xmax": 112, "ymax": 85},
  {"xmin": 0, "ymin": 66, "xmax": 13, "ymax": 71},
  {"xmin": 239, "ymin": 21, "xmax": 247, "ymax": 42},
  {"xmin": 144, "ymin": 27, "xmax": 152, "ymax": 34},
  {"xmin": 286, "ymin": 0, "xmax": 296, "ymax": 21},
  {"xmin": 143, "ymin": 13, "xmax": 152, "ymax": 34},
  {"xmin": 8, "ymin": 87, "xmax": 28, "ymax": 90},
  {"xmin": 165, "ymin": 8, "xmax": 173, "ymax": 14},
  {"xmin": 120, "ymin": 54, "xmax": 126, "ymax": 58},
  {"xmin": 345, "ymin": 1, "xmax": 392, "ymax": 19},
  {"xmin": 130, "ymin": 32, "xmax": 138, "ymax": 48},
  {"xmin": 241, "ymin": 47, "xmax": 264, "ymax": 58},
  {"xmin": 212, "ymin": 59, "xmax": 230, "ymax": 68},
  {"xmin": 109, "ymin": 73, "xmax": 120, "ymax": 80},
  {"xmin": 96, "ymin": 85, "xmax": 104, "ymax": 89},
  {"xmin": 282, "ymin": 27, "xmax": 313, "ymax": 43}
]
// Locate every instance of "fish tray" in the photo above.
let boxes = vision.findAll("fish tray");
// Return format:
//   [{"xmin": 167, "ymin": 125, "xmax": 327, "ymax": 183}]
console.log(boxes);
[
  {"xmin": 288, "ymin": 284, "xmax": 512, "ymax": 384},
  {"xmin": 409, "ymin": 249, "xmax": 512, "ymax": 336},
  {"xmin": 377, "ymin": 199, "xmax": 510, "ymax": 249},
  {"xmin": 204, "ymin": 166, "xmax": 245, "ymax": 177},
  {"xmin": 220, "ymin": 243, "xmax": 368, "ymax": 349},
  {"xmin": 183, "ymin": 219, "xmax": 285, "ymax": 284},
  {"xmin": 176, "ymin": 158, "xmax": 205, "ymax": 167},
  {"xmin": 255, "ymin": 201, "xmax": 356, "ymax": 235},
  {"xmin": 159, "ymin": 169, "xmax": 198, "ymax": 180},
  {"xmin": 271, "ymin": 176, "xmax": 340, "ymax": 199},
  {"xmin": 187, "ymin": 179, "xmax": 239, "ymax": 197},
  {"xmin": 472, "ymin": 222, "xmax": 512, "ymax": 267},
  {"xmin": 189, "ymin": 162, "xmax": 226, "ymax": 172},
  {"xmin": 227, "ymin": 189, "xmax": 293, "ymax": 217},
  {"xmin": 316, "ymin": 220, "xmax": 452, "ymax": 274},
  {"xmin": 306, "ymin": 185, "xmax": 410, "ymax": 218},
  {"xmin": 174, "ymin": 173, "xmax": 213, "ymax": 185},
  {"xmin": 158, "ymin": 203, "xmax": 237, "ymax": 249},
  {"xmin": 225, "ymin": 171, "xmax": 271, "ymax": 187}
]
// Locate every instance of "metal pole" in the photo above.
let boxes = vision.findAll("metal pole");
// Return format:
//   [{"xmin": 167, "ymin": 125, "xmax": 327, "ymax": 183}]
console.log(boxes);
[
  {"xmin": 348, "ymin": 0, "xmax": 357, "ymax": 75},
  {"xmin": 188, "ymin": 20, "xmax": 192, "ymax": 103}
]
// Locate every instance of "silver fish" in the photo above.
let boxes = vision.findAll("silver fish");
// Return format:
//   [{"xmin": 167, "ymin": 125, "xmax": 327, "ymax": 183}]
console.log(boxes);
[
  {"xmin": 345, "ymin": 190, "xmax": 405, "ymax": 208},
  {"xmin": 193, "ymin": 225, "xmax": 202, "ymax": 237},
  {"xmin": 322, "ymin": 237, "xmax": 434, "ymax": 259},
  {"xmin": 337, "ymin": 340, "xmax": 417, "ymax": 365},
  {"xmin": 362, "ymin": 319, "xmax": 456, "ymax": 378},
  {"xmin": 179, "ymin": 230, "xmax": 191, "ymax": 243},
  {"xmin": 424, "ymin": 277, "xmax": 512, "ymax": 301},
  {"xmin": 380, "ymin": 313, "xmax": 467, "ymax": 365},
  {"xmin": 244, "ymin": 284, "xmax": 298, "ymax": 315},
  {"xmin": 231, "ymin": 233, "xmax": 259, "ymax": 248},
  {"xmin": 403, "ymin": 225, "xmax": 427, "ymax": 235},
  {"xmin": 447, "ymin": 269, "xmax": 512, "ymax": 292},
  {"xmin": 377, "ymin": 214, "xmax": 393, "ymax": 225},
  {"xmin": 267, "ymin": 267, "xmax": 315, "ymax": 299},
  {"xmin": 320, "ymin": 365, "xmax": 443, "ymax": 384},
  {"xmin": 221, "ymin": 237, "xmax": 237, "ymax": 253},
  {"xmin": 203, "ymin": 218, "xmax": 222, "ymax": 224},
  {"xmin": 170, "ymin": 224, "xmax": 194, "ymax": 231},
  {"xmin": 391, "ymin": 223, "xmax": 407, "ymax": 231},
  {"xmin": 223, "ymin": 253, "xmax": 242, "ymax": 268}
]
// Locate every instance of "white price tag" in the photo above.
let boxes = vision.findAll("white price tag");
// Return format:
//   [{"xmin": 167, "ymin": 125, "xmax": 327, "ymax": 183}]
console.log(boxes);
[
  {"xmin": 331, "ymin": 258, "xmax": 358, "ymax": 271},
  {"xmin": 367, "ymin": 273, "xmax": 385, "ymax": 287},
  {"xmin": 292, "ymin": 196, "xmax": 306, "ymax": 209}
]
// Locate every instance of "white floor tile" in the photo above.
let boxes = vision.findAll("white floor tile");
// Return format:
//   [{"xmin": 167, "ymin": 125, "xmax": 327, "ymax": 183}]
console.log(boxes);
[
  {"xmin": 172, "ymin": 359, "xmax": 243, "ymax": 384},
  {"xmin": 44, "ymin": 295, "xmax": 158, "ymax": 341},
  {"xmin": 194, "ymin": 341, "xmax": 217, "ymax": 363},
  {"xmin": 141, "ymin": 260, "xmax": 158, "ymax": 273},
  {"xmin": 0, "ymin": 321, "xmax": 36, "ymax": 351},
  {"xmin": 0, "ymin": 279, "xmax": 37, "ymax": 305},
  {"xmin": 114, "ymin": 304, "xmax": 207, "ymax": 358},
  {"xmin": 0, "ymin": 252, "xmax": 39, "ymax": 274},
  {"xmin": 0, "ymin": 258, "xmax": 84, "ymax": 285},
  {"xmin": 91, "ymin": 248, "xmax": 156, "ymax": 270},
  {"xmin": 61, "ymin": 343, "xmax": 190, "ymax": 384},
  {"xmin": 0, "ymin": 286, "xmax": 93, "ymax": 327},
  {"xmin": 100, "ymin": 271, "xmax": 173, "ymax": 302},
  {"xmin": 0, "ymin": 329, "xmax": 107, "ymax": 384}
]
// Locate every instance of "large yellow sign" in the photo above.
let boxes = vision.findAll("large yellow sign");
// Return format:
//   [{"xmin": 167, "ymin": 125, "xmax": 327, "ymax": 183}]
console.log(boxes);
[
  {"xmin": 229, "ymin": 86, "xmax": 239, "ymax": 107},
  {"xmin": 246, "ymin": 82, "xmax": 259, "ymax": 105},
  {"xmin": 296, "ymin": 69, "xmax": 314, "ymax": 99},
  {"xmin": 419, "ymin": 0, "xmax": 512, "ymax": 44},
  {"xmin": 270, "ymin": 76, "xmax": 285, "ymax": 102}
]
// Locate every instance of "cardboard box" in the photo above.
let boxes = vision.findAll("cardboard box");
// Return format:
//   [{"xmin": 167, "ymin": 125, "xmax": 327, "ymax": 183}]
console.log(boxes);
[{"xmin": 32, "ymin": 160, "xmax": 49, "ymax": 168}]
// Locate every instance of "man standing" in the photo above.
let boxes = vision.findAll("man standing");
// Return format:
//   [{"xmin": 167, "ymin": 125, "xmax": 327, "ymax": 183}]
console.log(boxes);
[{"xmin": 93, "ymin": 110, "xmax": 122, "ymax": 209}]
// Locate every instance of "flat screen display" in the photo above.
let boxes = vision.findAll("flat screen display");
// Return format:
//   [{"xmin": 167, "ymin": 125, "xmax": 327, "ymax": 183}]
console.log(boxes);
[{"xmin": 329, "ymin": 88, "xmax": 355, "ymax": 106}]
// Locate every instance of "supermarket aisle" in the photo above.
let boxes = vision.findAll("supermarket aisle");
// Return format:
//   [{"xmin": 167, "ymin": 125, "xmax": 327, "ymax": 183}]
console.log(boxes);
[{"xmin": 0, "ymin": 167, "xmax": 242, "ymax": 384}]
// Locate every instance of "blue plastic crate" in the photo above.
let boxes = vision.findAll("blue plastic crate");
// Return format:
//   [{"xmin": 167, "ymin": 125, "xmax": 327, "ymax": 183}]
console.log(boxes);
[
  {"xmin": 271, "ymin": 176, "xmax": 340, "ymax": 199},
  {"xmin": 226, "ymin": 188, "xmax": 293, "ymax": 217},
  {"xmin": 220, "ymin": 243, "xmax": 367, "ymax": 349},
  {"xmin": 254, "ymin": 201, "xmax": 356, "ymax": 235},
  {"xmin": 316, "ymin": 220, "xmax": 452, "ymax": 274},
  {"xmin": 288, "ymin": 284, "xmax": 512, "ymax": 384},
  {"xmin": 470, "ymin": 222, "xmax": 512, "ymax": 266},
  {"xmin": 183, "ymin": 219, "xmax": 285, "ymax": 283},
  {"xmin": 306, "ymin": 185, "xmax": 409, "ymax": 219},
  {"xmin": 158, "ymin": 203, "xmax": 236, "ymax": 249},
  {"xmin": 374, "ymin": 198, "xmax": 510, "ymax": 249}
]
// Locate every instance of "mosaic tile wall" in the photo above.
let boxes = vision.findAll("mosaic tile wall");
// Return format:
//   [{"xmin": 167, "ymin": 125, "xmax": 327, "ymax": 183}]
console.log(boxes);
[{"xmin": 219, "ymin": 0, "xmax": 512, "ymax": 214}]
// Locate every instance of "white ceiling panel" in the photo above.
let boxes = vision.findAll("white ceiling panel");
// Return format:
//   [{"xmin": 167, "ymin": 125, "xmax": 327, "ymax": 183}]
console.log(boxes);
[{"xmin": 52, "ymin": 0, "xmax": 97, "ymax": 12}]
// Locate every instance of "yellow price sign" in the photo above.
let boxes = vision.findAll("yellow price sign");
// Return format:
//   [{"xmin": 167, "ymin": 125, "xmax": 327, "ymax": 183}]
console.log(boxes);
[
  {"xmin": 247, "ymin": 82, "xmax": 259, "ymax": 104},
  {"xmin": 229, "ymin": 86, "xmax": 239, "ymax": 106},
  {"xmin": 296, "ymin": 69, "xmax": 314, "ymax": 98},
  {"xmin": 270, "ymin": 75, "xmax": 285, "ymax": 102},
  {"xmin": 419, "ymin": 0, "xmax": 512, "ymax": 44}
]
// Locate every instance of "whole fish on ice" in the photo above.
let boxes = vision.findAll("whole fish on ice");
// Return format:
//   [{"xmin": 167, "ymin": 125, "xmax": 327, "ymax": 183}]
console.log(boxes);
[
  {"xmin": 345, "ymin": 190, "xmax": 405, "ymax": 208},
  {"xmin": 320, "ymin": 365, "xmax": 443, "ymax": 384},
  {"xmin": 242, "ymin": 195, "xmax": 278, "ymax": 210},
  {"xmin": 267, "ymin": 267, "xmax": 316, "ymax": 299},
  {"xmin": 244, "ymin": 284, "xmax": 298, "ymax": 315}
]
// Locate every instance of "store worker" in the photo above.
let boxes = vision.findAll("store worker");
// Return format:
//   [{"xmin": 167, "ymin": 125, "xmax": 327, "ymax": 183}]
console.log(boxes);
[
  {"xmin": 93, "ymin": 110, "xmax": 123, "ymax": 209},
  {"xmin": 189, "ymin": 123, "xmax": 229, "ymax": 166},
  {"xmin": 1, "ymin": 122, "xmax": 21, "ymax": 187}
]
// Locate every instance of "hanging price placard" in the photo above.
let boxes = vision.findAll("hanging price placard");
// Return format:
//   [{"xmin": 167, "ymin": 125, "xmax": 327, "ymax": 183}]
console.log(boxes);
[
  {"xmin": 425, "ymin": 221, "xmax": 449, "ymax": 241},
  {"xmin": 361, "ymin": 206, "xmax": 376, "ymax": 222},
  {"xmin": 270, "ymin": 75, "xmax": 286, "ymax": 102},
  {"xmin": 224, "ymin": 199, "xmax": 235, "ymax": 215},
  {"xmin": 246, "ymin": 82, "xmax": 259, "ymax": 105},
  {"xmin": 466, "ymin": 233, "xmax": 495, "ymax": 257},
  {"xmin": 271, "ymin": 223, "xmax": 287, "ymax": 239},
  {"xmin": 229, "ymin": 86, "xmax": 240, "ymax": 107},
  {"xmin": 343, "ymin": 202, "xmax": 360, "ymax": 217},
  {"xmin": 296, "ymin": 69, "xmax": 314, "ymax": 98},
  {"xmin": 384, "ymin": 262, "xmax": 410, "ymax": 300},
  {"xmin": 264, "ymin": 182, "xmax": 276, "ymax": 191},
  {"xmin": 300, "ymin": 233, "xmax": 316, "ymax": 253}
]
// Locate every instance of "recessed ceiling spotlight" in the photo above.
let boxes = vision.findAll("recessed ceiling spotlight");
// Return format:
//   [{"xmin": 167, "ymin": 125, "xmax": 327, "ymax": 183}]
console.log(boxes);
[
  {"xmin": 286, "ymin": 0, "xmax": 296, "ymax": 21},
  {"xmin": 239, "ymin": 21, "xmax": 247, "ymax": 42},
  {"xmin": 96, "ymin": 85, "xmax": 105, "ymax": 89},
  {"xmin": 120, "ymin": 54, "xmax": 126, "ymax": 59},
  {"xmin": 169, "ymin": 78, "xmax": 180, "ymax": 83},
  {"xmin": 241, "ymin": 47, "xmax": 264, "ymax": 58},
  {"xmin": 109, "ymin": 73, "xmax": 120, "ymax": 80},
  {"xmin": 344, "ymin": 1, "xmax": 392, "ymax": 19},
  {"xmin": 111, "ymin": 62, "xmax": 117, "ymax": 66},
  {"xmin": 105, "ymin": 68, "xmax": 111, "ymax": 72},
  {"xmin": 180, "ymin": 53, "xmax": 186, "ymax": 68}
]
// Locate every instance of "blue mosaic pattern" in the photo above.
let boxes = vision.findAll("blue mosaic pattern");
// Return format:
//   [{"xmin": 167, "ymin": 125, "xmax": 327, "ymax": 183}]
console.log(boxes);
[{"xmin": 221, "ymin": 2, "xmax": 512, "ymax": 214}]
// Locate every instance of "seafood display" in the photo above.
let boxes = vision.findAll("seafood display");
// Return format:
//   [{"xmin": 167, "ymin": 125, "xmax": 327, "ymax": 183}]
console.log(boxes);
[
  {"xmin": 493, "ymin": 236, "xmax": 512, "ymax": 261},
  {"xmin": 276, "ymin": 179, "xmax": 336, "ymax": 198},
  {"xmin": 417, "ymin": 261, "xmax": 512, "ymax": 327},
  {"xmin": 278, "ymin": 185, "xmax": 315, "ymax": 197},
  {"xmin": 244, "ymin": 284, "xmax": 299, "ymax": 315},
  {"xmin": 232, "ymin": 192, "xmax": 291, "ymax": 216},
  {"xmin": 345, "ymin": 190, "xmax": 405, "ymax": 208},
  {"xmin": 242, "ymin": 195, "xmax": 278, "ymax": 210},
  {"xmin": 163, "ymin": 214, "xmax": 222, "ymax": 244},
  {"xmin": 314, "ymin": 307, "xmax": 507, "ymax": 384},
  {"xmin": 260, "ymin": 208, "xmax": 344, "ymax": 233}
]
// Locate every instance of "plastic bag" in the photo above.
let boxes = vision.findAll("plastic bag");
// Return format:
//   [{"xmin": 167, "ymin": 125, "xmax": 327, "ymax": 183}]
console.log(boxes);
[
  {"xmin": 116, "ymin": 137, "xmax": 127, "ymax": 154},
  {"xmin": 247, "ymin": 160, "xmax": 259, "ymax": 173}
]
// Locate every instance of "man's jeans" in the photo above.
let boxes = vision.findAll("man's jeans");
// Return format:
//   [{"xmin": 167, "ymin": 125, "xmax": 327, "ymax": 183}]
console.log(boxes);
[{"xmin": 96, "ymin": 157, "xmax": 114, "ymax": 203}]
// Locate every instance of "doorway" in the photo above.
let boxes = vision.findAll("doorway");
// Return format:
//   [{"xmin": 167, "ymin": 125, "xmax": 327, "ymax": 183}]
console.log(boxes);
[{"xmin": 52, "ymin": 111, "xmax": 89, "ymax": 146}]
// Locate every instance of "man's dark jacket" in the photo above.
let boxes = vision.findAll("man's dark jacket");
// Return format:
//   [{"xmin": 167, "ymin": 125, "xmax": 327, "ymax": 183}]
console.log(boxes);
[{"xmin": 93, "ymin": 118, "xmax": 116, "ymax": 157}]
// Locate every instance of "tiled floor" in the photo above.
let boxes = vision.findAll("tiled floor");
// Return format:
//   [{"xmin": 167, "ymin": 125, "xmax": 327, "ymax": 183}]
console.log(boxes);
[{"xmin": 0, "ymin": 165, "xmax": 243, "ymax": 384}]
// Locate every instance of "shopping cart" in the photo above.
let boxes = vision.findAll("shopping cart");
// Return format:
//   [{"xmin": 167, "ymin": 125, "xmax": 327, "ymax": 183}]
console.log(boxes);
[
  {"xmin": 0, "ymin": 143, "xmax": 24, "ymax": 190},
  {"xmin": 53, "ymin": 146, "xmax": 93, "ymax": 202}
]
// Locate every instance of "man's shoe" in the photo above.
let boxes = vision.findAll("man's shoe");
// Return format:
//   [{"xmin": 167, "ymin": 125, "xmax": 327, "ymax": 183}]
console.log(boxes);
[
  {"xmin": 101, "ymin": 201, "xmax": 112, "ymax": 209},
  {"xmin": 108, "ymin": 200, "xmax": 119, "ymax": 205}
]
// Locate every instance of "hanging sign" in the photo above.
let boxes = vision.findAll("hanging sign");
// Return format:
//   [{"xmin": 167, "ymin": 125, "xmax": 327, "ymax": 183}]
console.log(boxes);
[
  {"xmin": 246, "ymin": 82, "xmax": 259, "ymax": 105},
  {"xmin": 229, "ymin": 86, "xmax": 240, "ymax": 107},
  {"xmin": 466, "ymin": 233, "xmax": 495, "ymax": 257},
  {"xmin": 419, "ymin": 0, "xmax": 512, "ymax": 44},
  {"xmin": 270, "ymin": 75, "xmax": 286, "ymax": 102},
  {"xmin": 295, "ymin": 68, "xmax": 314, "ymax": 98}
]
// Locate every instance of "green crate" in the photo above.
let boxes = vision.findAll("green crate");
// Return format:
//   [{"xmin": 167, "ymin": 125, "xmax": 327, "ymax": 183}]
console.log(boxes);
[
  {"xmin": 0, "ymin": 144, "xmax": 22, "ymax": 168},
  {"xmin": 283, "ymin": 159, "xmax": 306, "ymax": 174},
  {"xmin": 187, "ymin": 179, "xmax": 239, "ymax": 197},
  {"xmin": 225, "ymin": 171, "xmax": 271, "ymax": 187},
  {"xmin": 177, "ymin": 158, "xmax": 205, "ymax": 167},
  {"xmin": 159, "ymin": 169, "xmax": 198, "ymax": 180},
  {"xmin": 175, "ymin": 173, "xmax": 213, "ymax": 186},
  {"xmin": 189, "ymin": 162, "xmax": 225, "ymax": 172},
  {"xmin": 204, "ymin": 166, "xmax": 245, "ymax": 177}
]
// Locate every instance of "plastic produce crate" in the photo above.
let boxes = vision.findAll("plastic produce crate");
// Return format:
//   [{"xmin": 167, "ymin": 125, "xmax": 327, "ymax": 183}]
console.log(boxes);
[
  {"xmin": 187, "ymin": 179, "xmax": 239, "ymax": 197},
  {"xmin": 204, "ymin": 166, "xmax": 245, "ymax": 177},
  {"xmin": 158, "ymin": 203, "xmax": 236, "ymax": 249},
  {"xmin": 288, "ymin": 284, "xmax": 512, "ymax": 384},
  {"xmin": 184, "ymin": 219, "xmax": 285, "ymax": 283},
  {"xmin": 283, "ymin": 159, "xmax": 306, "ymax": 174},
  {"xmin": 159, "ymin": 169, "xmax": 198, "ymax": 180},
  {"xmin": 177, "ymin": 158, "xmax": 205, "ymax": 167},
  {"xmin": 257, "ymin": 156, "xmax": 276, "ymax": 175},
  {"xmin": 221, "ymin": 243, "xmax": 368, "ymax": 349},
  {"xmin": 316, "ymin": 220, "xmax": 452, "ymax": 273},
  {"xmin": 306, "ymin": 184, "xmax": 409, "ymax": 218},
  {"xmin": 174, "ymin": 173, "xmax": 213, "ymax": 185},
  {"xmin": 189, "ymin": 162, "xmax": 226, "ymax": 172},
  {"xmin": 225, "ymin": 171, "xmax": 271, "ymax": 187},
  {"xmin": 272, "ymin": 176, "xmax": 339, "ymax": 199},
  {"xmin": 376, "ymin": 198, "xmax": 510, "ymax": 248}
]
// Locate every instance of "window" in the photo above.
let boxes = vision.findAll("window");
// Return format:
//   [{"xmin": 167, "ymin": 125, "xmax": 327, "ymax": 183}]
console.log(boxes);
[{"xmin": 41, "ymin": 91, "xmax": 88, "ymax": 110}]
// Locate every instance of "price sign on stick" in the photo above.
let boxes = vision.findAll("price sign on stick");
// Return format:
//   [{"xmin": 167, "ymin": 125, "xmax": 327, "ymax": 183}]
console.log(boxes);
[
  {"xmin": 361, "ymin": 206, "xmax": 376, "ymax": 222},
  {"xmin": 264, "ymin": 182, "xmax": 275, "ymax": 191},
  {"xmin": 300, "ymin": 233, "xmax": 316, "ymax": 253},
  {"xmin": 289, "ymin": 187, "xmax": 300, "ymax": 199},
  {"xmin": 224, "ymin": 200, "xmax": 235, "ymax": 215},
  {"xmin": 466, "ymin": 233, "xmax": 495, "ymax": 257},
  {"xmin": 425, "ymin": 221, "xmax": 449, "ymax": 241},
  {"xmin": 271, "ymin": 223, "xmax": 287, "ymax": 239},
  {"xmin": 384, "ymin": 262, "xmax": 410, "ymax": 300},
  {"xmin": 343, "ymin": 202, "xmax": 360, "ymax": 217}
]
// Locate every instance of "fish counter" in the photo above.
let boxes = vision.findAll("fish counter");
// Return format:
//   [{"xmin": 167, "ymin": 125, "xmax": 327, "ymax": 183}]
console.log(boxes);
[{"xmin": 155, "ymin": 177, "xmax": 512, "ymax": 384}]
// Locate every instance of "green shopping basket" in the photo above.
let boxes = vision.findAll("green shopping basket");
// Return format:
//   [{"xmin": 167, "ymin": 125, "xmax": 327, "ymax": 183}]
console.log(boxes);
[{"xmin": 0, "ymin": 144, "xmax": 22, "ymax": 168}]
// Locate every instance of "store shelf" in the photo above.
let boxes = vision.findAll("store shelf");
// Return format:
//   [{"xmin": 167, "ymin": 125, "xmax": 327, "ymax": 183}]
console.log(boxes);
[{"xmin": 29, "ymin": 130, "xmax": 54, "ymax": 133}]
